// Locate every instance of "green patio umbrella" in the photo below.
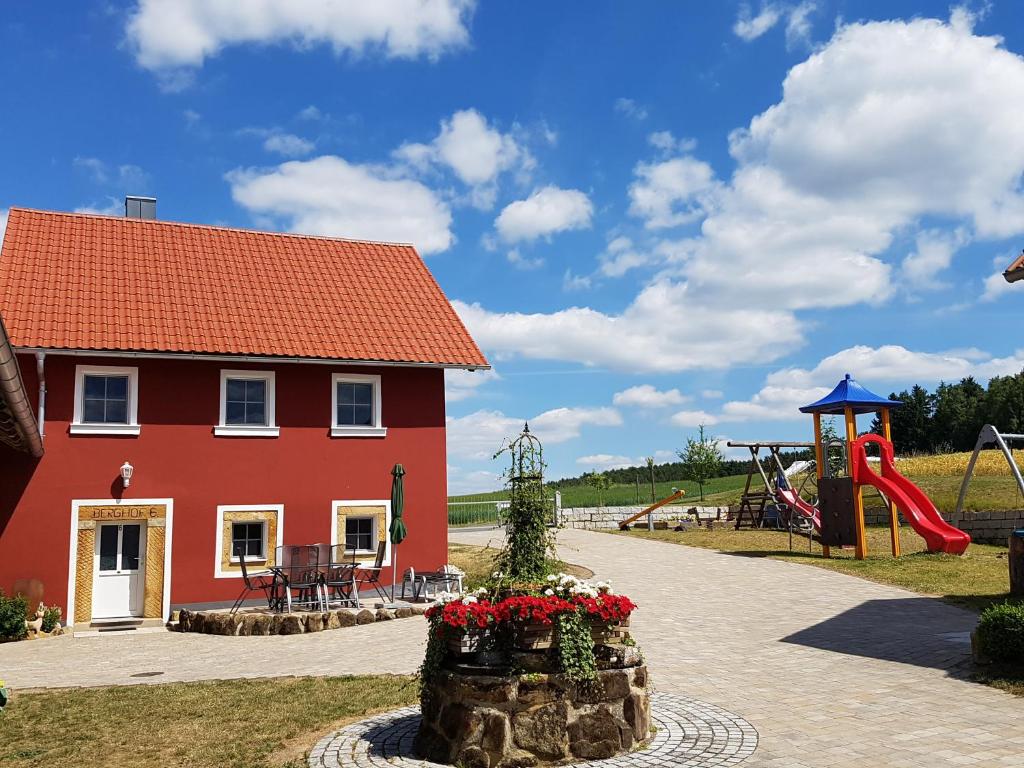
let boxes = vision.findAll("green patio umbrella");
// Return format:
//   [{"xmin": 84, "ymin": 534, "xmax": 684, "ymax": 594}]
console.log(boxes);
[{"xmin": 389, "ymin": 463, "xmax": 408, "ymax": 601}]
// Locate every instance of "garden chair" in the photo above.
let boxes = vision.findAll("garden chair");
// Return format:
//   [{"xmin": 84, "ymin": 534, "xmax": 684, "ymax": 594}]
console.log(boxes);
[
  {"xmin": 229, "ymin": 544, "xmax": 280, "ymax": 615},
  {"xmin": 325, "ymin": 544, "xmax": 360, "ymax": 608},
  {"xmin": 277, "ymin": 545, "xmax": 325, "ymax": 612},
  {"xmin": 400, "ymin": 567, "xmax": 428, "ymax": 601},
  {"xmin": 354, "ymin": 541, "xmax": 390, "ymax": 602},
  {"xmin": 419, "ymin": 563, "xmax": 465, "ymax": 600}
]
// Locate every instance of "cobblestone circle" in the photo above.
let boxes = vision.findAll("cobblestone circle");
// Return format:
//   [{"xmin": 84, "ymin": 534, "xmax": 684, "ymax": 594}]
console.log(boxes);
[{"xmin": 308, "ymin": 692, "xmax": 758, "ymax": 768}]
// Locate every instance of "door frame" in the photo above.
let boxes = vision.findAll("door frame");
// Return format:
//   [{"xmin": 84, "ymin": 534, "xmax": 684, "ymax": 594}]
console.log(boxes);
[
  {"xmin": 67, "ymin": 498, "xmax": 174, "ymax": 627},
  {"xmin": 92, "ymin": 521, "xmax": 148, "ymax": 620}
]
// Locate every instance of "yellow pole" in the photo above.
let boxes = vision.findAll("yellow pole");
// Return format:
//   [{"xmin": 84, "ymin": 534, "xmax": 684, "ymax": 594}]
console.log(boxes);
[
  {"xmin": 845, "ymin": 406, "xmax": 867, "ymax": 560},
  {"xmin": 813, "ymin": 413, "xmax": 829, "ymax": 558},
  {"xmin": 881, "ymin": 408, "xmax": 900, "ymax": 558}
]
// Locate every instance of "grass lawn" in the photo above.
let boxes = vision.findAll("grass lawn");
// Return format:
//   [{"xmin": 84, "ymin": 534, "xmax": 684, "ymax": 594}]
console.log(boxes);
[
  {"xmin": 0, "ymin": 675, "xmax": 418, "ymax": 768},
  {"xmin": 448, "ymin": 542, "xmax": 593, "ymax": 589},
  {"xmin": 615, "ymin": 525, "xmax": 1019, "ymax": 613}
]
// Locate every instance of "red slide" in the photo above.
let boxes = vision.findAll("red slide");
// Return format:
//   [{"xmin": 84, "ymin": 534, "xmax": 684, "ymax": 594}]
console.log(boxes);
[
  {"xmin": 851, "ymin": 434, "xmax": 970, "ymax": 555},
  {"xmin": 775, "ymin": 487, "xmax": 821, "ymax": 532}
]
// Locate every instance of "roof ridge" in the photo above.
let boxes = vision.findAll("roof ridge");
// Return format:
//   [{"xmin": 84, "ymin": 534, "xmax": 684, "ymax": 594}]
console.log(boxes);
[{"xmin": 7, "ymin": 207, "xmax": 419, "ymax": 249}]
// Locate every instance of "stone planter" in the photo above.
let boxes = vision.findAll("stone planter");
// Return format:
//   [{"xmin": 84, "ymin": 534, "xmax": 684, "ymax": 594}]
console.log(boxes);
[
  {"xmin": 448, "ymin": 629, "xmax": 493, "ymax": 656},
  {"xmin": 416, "ymin": 664, "xmax": 650, "ymax": 767}
]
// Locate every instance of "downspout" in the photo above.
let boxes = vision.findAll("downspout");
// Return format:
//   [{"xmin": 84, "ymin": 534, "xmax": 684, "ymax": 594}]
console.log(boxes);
[
  {"xmin": 35, "ymin": 352, "xmax": 45, "ymax": 439},
  {"xmin": 0, "ymin": 318, "xmax": 43, "ymax": 457}
]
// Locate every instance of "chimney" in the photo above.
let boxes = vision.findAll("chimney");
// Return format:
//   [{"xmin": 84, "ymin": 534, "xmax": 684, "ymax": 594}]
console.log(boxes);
[{"xmin": 124, "ymin": 195, "xmax": 156, "ymax": 220}]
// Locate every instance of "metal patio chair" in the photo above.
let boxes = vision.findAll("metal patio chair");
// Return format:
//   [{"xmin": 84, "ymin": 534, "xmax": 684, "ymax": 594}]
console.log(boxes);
[
  {"xmin": 354, "ymin": 541, "xmax": 390, "ymax": 602},
  {"xmin": 277, "ymin": 544, "xmax": 325, "ymax": 612},
  {"xmin": 230, "ymin": 544, "xmax": 280, "ymax": 615},
  {"xmin": 325, "ymin": 544, "xmax": 360, "ymax": 608},
  {"xmin": 418, "ymin": 563, "xmax": 466, "ymax": 600}
]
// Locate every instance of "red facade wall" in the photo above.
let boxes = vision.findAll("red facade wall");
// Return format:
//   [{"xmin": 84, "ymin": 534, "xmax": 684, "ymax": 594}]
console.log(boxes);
[{"xmin": 0, "ymin": 353, "xmax": 449, "ymax": 614}]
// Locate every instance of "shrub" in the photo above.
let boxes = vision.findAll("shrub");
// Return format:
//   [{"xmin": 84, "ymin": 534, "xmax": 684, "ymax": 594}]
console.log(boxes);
[
  {"xmin": 41, "ymin": 605, "xmax": 62, "ymax": 633},
  {"xmin": 0, "ymin": 590, "xmax": 28, "ymax": 642},
  {"xmin": 976, "ymin": 602, "xmax": 1024, "ymax": 664}
]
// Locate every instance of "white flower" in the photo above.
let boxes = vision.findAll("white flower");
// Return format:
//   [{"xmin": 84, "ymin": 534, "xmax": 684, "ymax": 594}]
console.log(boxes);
[
  {"xmin": 462, "ymin": 595, "xmax": 478, "ymax": 604},
  {"xmin": 437, "ymin": 592, "xmax": 459, "ymax": 604},
  {"xmin": 491, "ymin": 571, "xmax": 504, "ymax": 579},
  {"xmin": 473, "ymin": 587, "xmax": 489, "ymax": 597},
  {"xmin": 544, "ymin": 588, "xmax": 555, "ymax": 596},
  {"xmin": 546, "ymin": 574, "xmax": 558, "ymax": 582}
]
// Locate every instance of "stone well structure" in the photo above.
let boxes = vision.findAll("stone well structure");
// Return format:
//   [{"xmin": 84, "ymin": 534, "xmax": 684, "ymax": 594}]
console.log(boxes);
[{"xmin": 415, "ymin": 649, "xmax": 650, "ymax": 767}]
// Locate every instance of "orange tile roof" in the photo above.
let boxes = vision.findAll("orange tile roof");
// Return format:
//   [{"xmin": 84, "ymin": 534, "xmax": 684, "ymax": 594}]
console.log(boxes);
[
  {"xmin": 0, "ymin": 208, "xmax": 488, "ymax": 367},
  {"xmin": 1005, "ymin": 251, "xmax": 1024, "ymax": 283}
]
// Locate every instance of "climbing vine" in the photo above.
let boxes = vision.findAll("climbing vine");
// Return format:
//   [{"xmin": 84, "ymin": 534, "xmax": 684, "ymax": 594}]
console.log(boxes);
[
  {"xmin": 494, "ymin": 423, "xmax": 557, "ymax": 582},
  {"xmin": 555, "ymin": 608, "xmax": 598, "ymax": 682}
]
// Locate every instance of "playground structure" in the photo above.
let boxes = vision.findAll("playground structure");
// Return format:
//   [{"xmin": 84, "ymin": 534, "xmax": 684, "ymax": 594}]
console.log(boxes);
[
  {"xmin": 800, "ymin": 374, "xmax": 970, "ymax": 559},
  {"xmin": 728, "ymin": 441, "xmax": 820, "ymax": 532},
  {"xmin": 955, "ymin": 425, "xmax": 1024, "ymax": 518}
]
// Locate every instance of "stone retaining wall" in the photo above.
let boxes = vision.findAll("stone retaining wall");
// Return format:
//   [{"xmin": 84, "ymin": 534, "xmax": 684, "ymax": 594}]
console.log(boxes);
[
  {"xmin": 416, "ymin": 665, "xmax": 650, "ymax": 766},
  {"xmin": 863, "ymin": 506, "xmax": 1023, "ymax": 545},
  {"xmin": 559, "ymin": 504, "xmax": 730, "ymax": 530},
  {"xmin": 176, "ymin": 605, "xmax": 426, "ymax": 636}
]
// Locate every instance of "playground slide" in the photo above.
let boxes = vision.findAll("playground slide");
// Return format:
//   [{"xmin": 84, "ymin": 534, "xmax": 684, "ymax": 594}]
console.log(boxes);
[
  {"xmin": 851, "ymin": 435, "xmax": 970, "ymax": 555},
  {"xmin": 775, "ymin": 486, "xmax": 821, "ymax": 531}
]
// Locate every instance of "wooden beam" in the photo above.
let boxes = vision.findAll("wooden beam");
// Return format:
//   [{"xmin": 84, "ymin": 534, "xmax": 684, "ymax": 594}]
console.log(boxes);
[
  {"xmin": 618, "ymin": 490, "xmax": 686, "ymax": 530},
  {"xmin": 814, "ymin": 413, "xmax": 829, "ymax": 558}
]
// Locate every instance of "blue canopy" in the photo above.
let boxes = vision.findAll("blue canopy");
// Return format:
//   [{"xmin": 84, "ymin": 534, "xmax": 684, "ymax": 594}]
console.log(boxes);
[{"xmin": 799, "ymin": 373, "xmax": 904, "ymax": 415}]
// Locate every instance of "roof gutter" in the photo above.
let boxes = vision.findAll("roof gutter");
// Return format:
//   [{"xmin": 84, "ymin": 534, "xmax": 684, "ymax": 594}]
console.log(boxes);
[
  {"xmin": 13, "ymin": 347, "xmax": 490, "ymax": 371},
  {"xmin": 0, "ymin": 319, "xmax": 43, "ymax": 458}
]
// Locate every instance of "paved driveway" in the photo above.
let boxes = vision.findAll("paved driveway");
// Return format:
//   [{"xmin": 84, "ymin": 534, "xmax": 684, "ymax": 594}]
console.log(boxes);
[{"xmin": 3, "ymin": 527, "xmax": 1022, "ymax": 767}]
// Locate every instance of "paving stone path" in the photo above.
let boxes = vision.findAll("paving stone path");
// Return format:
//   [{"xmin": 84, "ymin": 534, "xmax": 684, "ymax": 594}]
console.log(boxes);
[
  {"xmin": 308, "ymin": 692, "xmax": 759, "ymax": 768},
  {"xmin": 3, "ymin": 527, "xmax": 1023, "ymax": 767}
]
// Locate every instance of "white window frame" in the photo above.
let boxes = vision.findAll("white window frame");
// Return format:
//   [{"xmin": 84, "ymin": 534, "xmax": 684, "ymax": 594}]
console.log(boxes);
[
  {"xmin": 215, "ymin": 370, "xmax": 279, "ymax": 437},
  {"xmin": 71, "ymin": 365, "xmax": 141, "ymax": 435},
  {"xmin": 331, "ymin": 373, "xmax": 386, "ymax": 437},
  {"xmin": 330, "ymin": 499, "xmax": 391, "ymax": 566},
  {"xmin": 214, "ymin": 504, "xmax": 285, "ymax": 579}
]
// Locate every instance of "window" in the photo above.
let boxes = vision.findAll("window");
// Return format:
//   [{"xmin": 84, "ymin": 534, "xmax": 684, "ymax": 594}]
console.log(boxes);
[
  {"xmin": 331, "ymin": 373, "xmax": 385, "ymax": 437},
  {"xmin": 345, "ymin": 517, "xmax": 374, "ymax": 552},
  {"xmin": 215, "ymin": 505, "xmax": 284, "ymax": 578},
  {"xmin": 216, "ymin": 370, "xmax": 278, "ymax": 437},
  {"xmin": 71, "ymin": 365, "xmax": 140, "ymax": 435},
  {"xmin": 231, "ymin": 521, "xmax": 265, "ymax": 560}
]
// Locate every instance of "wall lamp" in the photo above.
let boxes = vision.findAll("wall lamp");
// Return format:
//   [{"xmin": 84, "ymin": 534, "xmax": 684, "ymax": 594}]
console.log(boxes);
[{"xmin": 120, "ymin": 461, "xmax": 134, "ymax": 489}]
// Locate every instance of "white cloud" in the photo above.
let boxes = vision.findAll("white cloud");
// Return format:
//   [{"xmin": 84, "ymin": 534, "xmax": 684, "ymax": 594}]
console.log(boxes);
[
  {"xmin": 73, "ymin": 156, "xmax": 108, "ymax": 183},
  {"xmin": 733, "ymin": 2, "xmax": 815, "ymax": 47},
  {"xmin": 733, "ymin": 3, "xmax": 783, "ymax": 41},
  {"xmin": 297, "ymin": 105, "xmax": 323, "ymax": 121},
  {"xmin": 75, "ymin": 199, "xmax": 123, "ymax": 217},
  {"xmin": 394, "ymin": 109, "xmax": 531, "ymax": 209},
  {"xmin": 506, "ymin": 249, "xmax": 544, "ymax": 271},
  {"xmin": 648, "ymin": 131, "xmax": 697, "ymax": 155},
  {"xmin": 901, "ymin": 228, "xmax": 970, "ymax": 288},
  {"xmin": 447, "ymin": 464, "xmax": 501, "ymax": 495},
  {"xmin": 614, "ymin": 98, "xmax": 648, "ymax": 120},
  {"xmin": 702, "ymin": 390, "xmax": 724, "ymax": 399},
  {"xmin": 628, "ymin": 156, "xmax": 720, "ymax": 229},
  {"xmin": 447, "ymin": 406, "xmax": 622, "ymax": 460},
  {"xmin": 126, "ymin": 0, "xmax": 475, "ymax": 85},
  {"xmin": 73, "ymin": 158, "xmax": 150, "ymax": 190},
  {"xmin": 598, "ymin": 236, "xmax": 654, "ymax": 278},
  {"xmin": 670, "ymin": 410, "xmax": 720, "ymax": 427},
  {"xmin": 445, "ymin": 367, "xmax": 499, "ymax": 402},
  {"xmin": 981, "ymin": 270, "xmax": 1015, "ymax": 302},
  {"xmin": 454, "ymin": 281, "xmax": 802, "ymax": 373},
  {"xmin": 227, "ymin": 155, "xmax": 454, "ymax": 253},
  {"xmin": 263, "ymin": 133, "xmax": 315, "ymax": 157},
  {"xmin": 562, "ymin": 269, "xmax": 592, "ymax": 292},
  {"xmin": 719, "ymin": 344, "xmax": 1024, "ymax": 423},
  {"xmin": 495, "ymin": 186, "xmax": 593, "ymax": 243},
  {"xmin": 613, "ymin": 384, "xmax": 688, "ymax": 409},
  {"xmin": 576, "ymin": 454, "xmax": 636, "ymax": 470}
]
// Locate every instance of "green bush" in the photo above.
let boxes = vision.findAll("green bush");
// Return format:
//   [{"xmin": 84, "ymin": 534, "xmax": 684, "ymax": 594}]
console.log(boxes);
[
  {"xmin": 41, "ymin": 605, "xmax": 62, "ymax": 633},
  {"xmin": 976, "ymin": 602, "xmax": 1024, "ymax": 664},
  {"xmin": 0, "ymin": 590, "xmax": 28, "ymax": 642}
]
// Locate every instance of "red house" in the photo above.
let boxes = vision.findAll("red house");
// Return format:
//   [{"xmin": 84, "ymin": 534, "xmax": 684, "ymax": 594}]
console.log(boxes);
[{"xmin": 0, "ymin": 199, "xmax": 487, "ymax": 628}]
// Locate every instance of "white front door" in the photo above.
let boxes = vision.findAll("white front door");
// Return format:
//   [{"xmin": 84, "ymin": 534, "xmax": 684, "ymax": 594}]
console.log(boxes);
[{"xmin": 93, "ymin": 523, "xmax": 146, "ymax": 619}]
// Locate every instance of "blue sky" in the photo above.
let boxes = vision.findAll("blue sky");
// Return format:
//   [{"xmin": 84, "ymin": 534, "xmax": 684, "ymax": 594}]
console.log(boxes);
[{"xmin": 1, "ymin": 1, "xmax": 1023, "ymax": 492}]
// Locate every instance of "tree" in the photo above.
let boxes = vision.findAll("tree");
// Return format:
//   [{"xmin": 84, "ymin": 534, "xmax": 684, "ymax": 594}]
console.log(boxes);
[
  {"xmin": 583, "ymin": 471, "xmax": 612, "ymax": 506},
  {"xmin": 677, "ymin": 425, "xmax": 723, "ymax": 501}
]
